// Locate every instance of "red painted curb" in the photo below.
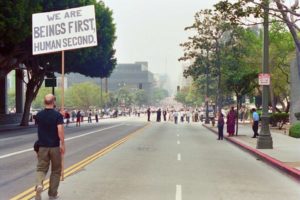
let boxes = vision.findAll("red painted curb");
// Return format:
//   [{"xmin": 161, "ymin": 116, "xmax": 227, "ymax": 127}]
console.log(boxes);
[{"xmin": 203, "ymin": 124, "xmax": 300, "ymax": 181}]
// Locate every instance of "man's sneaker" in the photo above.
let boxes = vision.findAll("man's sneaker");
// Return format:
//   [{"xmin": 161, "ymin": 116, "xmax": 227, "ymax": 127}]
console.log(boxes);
[
  {"xmin": 35, "ymin": 185, "xmax": 43, "ymax": 200},
  {"xmin": 49, "ymin": 195, "xmax": 59, "ymax": 200}
]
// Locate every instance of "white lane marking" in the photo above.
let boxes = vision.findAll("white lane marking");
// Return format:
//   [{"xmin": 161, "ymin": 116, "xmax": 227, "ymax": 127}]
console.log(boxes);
[
  {"xmin": 176, "ymin": 185, "xmax": 182, "ymax": 200},
  {"xmin": 177, "ymin": 134, "xmax": 179, "ymax": 137},
  {"xmin": 177, "ymin": 140, "xmax": 180, "ymax": 145},
  {"xmin": 177, "ymin": 153, "xmax": 181, "ymax": 161},
  {"xmin": 0, "ymin": 124, "xmax": 124, "ymax": 159}
]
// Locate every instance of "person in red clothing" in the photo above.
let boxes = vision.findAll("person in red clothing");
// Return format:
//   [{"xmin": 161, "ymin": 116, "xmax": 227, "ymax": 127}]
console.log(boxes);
[
  {"xmin": 76, "ymin": 110, "xmax": 81, "ymax": 127},
  {"xmin": 226, "ymin": 107, "xmax": 236, "ymax": 136},
  {"xmin": 65, "ymin": 111, "xmax": 70, "ymax": 127}
]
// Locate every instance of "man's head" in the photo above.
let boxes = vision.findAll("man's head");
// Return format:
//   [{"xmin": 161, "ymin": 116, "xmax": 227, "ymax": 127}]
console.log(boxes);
[
  {"xmin": 44, "ymin": 94, "xmax": 56, "ymax": 108},
  {"xmin": 252, "ymin": 108, "xmax": 256, "ymax": 112}
]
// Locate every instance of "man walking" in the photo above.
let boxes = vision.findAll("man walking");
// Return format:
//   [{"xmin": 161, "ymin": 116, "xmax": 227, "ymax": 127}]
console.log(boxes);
[
  {"xmin": 173, "ymin": 110, "xmax": 179, "ymax": 124},
  {"xmin": 251, "ymin": 108, "xmax": 259, "ymax": 138},
  {"xmin": 88, "ymin": 109, "xmax": 92, "ymax": 123},
  {"xmin": 147, "ymin": 107, "xmax": 151, "ymax": 121},
  {"xmin": 35, "ymin": 94, "xmax": 65, "ymax": 200}
]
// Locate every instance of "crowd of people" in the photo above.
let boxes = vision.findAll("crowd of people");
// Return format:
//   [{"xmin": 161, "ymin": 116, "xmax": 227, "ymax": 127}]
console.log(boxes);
[
  {"xmin": 141, "ymin": 106, "xmax": 261, "ymax": 142},
  {"xmin": 144, "ymin": 107, "xmax": 207, "ymax": 124}
]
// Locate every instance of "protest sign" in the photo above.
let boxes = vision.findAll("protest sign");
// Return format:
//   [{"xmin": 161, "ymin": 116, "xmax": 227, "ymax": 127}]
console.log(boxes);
[{"xmin": 32, "ymin": 5, "xmax": 97, "ymax": 55}]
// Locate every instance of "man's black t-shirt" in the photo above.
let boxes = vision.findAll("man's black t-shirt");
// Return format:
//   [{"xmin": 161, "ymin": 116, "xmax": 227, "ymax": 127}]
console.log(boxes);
[{"xmin": 36, "ymin": 108, "xmax": 64, "ymax": 147}]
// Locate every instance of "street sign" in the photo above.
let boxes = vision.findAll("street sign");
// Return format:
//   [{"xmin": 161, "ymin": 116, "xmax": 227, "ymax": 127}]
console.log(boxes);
[
  {"xmin": 45, "ymin": 78, "xmax": 57, "ymax": 87},
  {"xmin": 258, "ymin": 73, "xmax": 270, "ymax": 85},
  {"xmin": 32, "ymin": 5, "xmax": 97, "ymax": 55}
]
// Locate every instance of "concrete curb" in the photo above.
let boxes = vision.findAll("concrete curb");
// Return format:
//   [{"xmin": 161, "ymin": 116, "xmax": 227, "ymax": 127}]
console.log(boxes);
[{"xmin": 203, "ymin": 124, "xmax": 300, "ymax": 181}]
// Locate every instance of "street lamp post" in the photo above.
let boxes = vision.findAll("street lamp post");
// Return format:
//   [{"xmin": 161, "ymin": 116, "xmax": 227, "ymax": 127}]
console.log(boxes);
[
  {"xmin": 100, "ymin": 78, "xmax": 103, "ymax": 108},
  {"xmin": 257, "ymin": 0, "xmax": 273, "ymax": 149},
  {"xmin": 205, "ymin": 49, "xmax": 210, "ymax": 124}
]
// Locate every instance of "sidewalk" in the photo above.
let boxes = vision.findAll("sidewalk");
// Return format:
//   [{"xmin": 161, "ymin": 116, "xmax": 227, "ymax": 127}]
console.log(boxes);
[{"xmin": 203, "ymin": 123, "xmax": 300, "ymax": 180}]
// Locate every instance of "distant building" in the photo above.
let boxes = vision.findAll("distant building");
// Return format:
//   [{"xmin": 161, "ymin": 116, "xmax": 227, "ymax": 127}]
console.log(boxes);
[
  {"xmin": 108, "ymin": 62, "xmax": 154, "ymax": 95},
  {"xmin": 59, "ymin": 61, "xmax": 155, "ymax": 102}
]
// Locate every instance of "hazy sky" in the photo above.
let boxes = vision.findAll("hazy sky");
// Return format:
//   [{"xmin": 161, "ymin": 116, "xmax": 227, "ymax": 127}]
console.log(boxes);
[{"xmin": 102, "ymin": 0, "xmax": 220, "ymax": 87}]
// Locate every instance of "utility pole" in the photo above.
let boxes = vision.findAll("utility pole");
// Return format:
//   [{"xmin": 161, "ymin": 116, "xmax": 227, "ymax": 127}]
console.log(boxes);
[
  {"xmin": 100, "ymin": 78, "xmax": 103, "ymax": 108},
  {"xmin": 205, "ymin": 49, "xmax": 210, "ymax": 124},
  {"xmin": 257, "ymin": 0, "xmax": 273, "ymax": 149}
]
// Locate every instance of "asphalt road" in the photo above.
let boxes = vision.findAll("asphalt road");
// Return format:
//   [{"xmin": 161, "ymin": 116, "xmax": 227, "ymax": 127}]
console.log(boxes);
[
  {"xmin": 0, "ymin": 118, "xmax": 146, "ymax": 200},
  {"xmin": 45, "ymin": 120, "xmax": 300, "ymax": 200}
]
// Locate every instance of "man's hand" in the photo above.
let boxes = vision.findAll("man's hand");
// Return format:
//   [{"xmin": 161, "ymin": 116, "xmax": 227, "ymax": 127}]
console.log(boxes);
[{"xmin": 60, "ymin": 144, "xmax": 65, "ymax": 154}]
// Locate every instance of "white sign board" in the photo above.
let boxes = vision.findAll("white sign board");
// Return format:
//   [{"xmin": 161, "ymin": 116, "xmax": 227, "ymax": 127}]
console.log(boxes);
[
  {"xmin": 258, "ymin": 73, "xmax": 270, "ymax": 85},
  {"xmin": 32, "ymin": 5, "xmax": 97, "ymax": 55}
]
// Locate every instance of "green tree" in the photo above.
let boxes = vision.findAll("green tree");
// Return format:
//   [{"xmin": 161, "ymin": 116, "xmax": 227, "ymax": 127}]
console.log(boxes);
[
  {"xmin": 269, "ymin": 22, "xmax": 294, "ymax": 113},
  {"xmin": 116, "ymin": 87, "xmax": 134, "ymax": 107},
  {"xmin": 222, "ymin": 27, "xmax": 260, "ymax": 135},
  {"xmin": 152, "ymin": 88, "xmax": 169, "ymax": 104},
  {"xmin": 0, "ymin": 0, "xmax": 116, "ymax": 125},
  {"xmin": 65, "ymin": 82, "xmax": 106, "ymax": 110},
  {"xmin": 175, "ymin": 84, "xmax": 203, "ymax": 107},
  {"xmin": 215, "ymin": 0, "xmax": 300, "ymax": 52},
  {"xmin": 179, "ymin": 9, "xmax": 231, "ymax": 110},
  {"xmin": 133, "ymin": 89, "xmax": 147, "ymax": 106}
]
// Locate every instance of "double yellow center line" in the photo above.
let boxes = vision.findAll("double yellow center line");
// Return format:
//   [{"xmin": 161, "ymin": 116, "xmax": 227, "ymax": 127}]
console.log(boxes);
[{"xmin": 11, "ymin": 123, "xmax": 149, "ymax": 200}]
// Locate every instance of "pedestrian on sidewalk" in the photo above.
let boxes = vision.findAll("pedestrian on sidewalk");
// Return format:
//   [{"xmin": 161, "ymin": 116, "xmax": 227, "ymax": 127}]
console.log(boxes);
[
  {"xmin": 64, "ymin": 110, "xmax": 70, "ymax": 127},
  {"xmin": 173, "ymin": 110, "xmax": 178, "ymax": 124},
  {"xmin": 76, "ymin": 110, "xmax": 81, "ymax": 127},
  {"xmin": 186, "ymin": 110, "xmax": 191, "ymax": 123},
  {"xmin": 88, "ymin": 110, "xmax": 92, "ymax": 123},
  {"xmin": 217, "ymin": 112, "xmax": 224, "ymax": 140},
  {"xmin": 95, "ymin": 110, "xmax": 99, "ymax": 123},
  {"xmin": 34, "ymin": 94, "xmax": 65, "ymax": 200},
  {"xmin": 147, "ymin": 107, "xmax": 151, "ymax": 121},
  {"xmin": 226, "ymin": 107, "xmax": 236, "ymax": 136},
  {"xmin": 163, "ymin": 109, "xmax": 167, "ymax": 121},
  {"xmin": 156, "ymin": 108, "xmax": 161, "ymax": 122},
  {"xmin": 251, "ymin": 108, "xmax": 260, "ymax": 138}
]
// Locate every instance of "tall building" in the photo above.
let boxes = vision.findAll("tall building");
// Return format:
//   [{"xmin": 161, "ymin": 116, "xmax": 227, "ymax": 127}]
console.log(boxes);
[
  {"xmin": 60, "ymin": 61, "xmax": 155, "ymax": 96},
  {"xmin": 108, "ymin": 62, "xmax": 154, "ymax": 94}
]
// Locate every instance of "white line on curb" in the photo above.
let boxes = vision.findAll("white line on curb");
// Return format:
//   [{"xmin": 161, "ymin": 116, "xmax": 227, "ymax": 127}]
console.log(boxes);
[
  {"xmin": 176, "ymin": 185, "xmax": 182, "ymax": 200},
  {"xmin": 0, "ymin": 123, "xmax": 124, "ymax": 159}
]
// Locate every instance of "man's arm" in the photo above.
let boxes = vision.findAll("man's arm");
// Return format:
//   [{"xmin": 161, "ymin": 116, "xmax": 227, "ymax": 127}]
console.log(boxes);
[{"xmin": 57, "ymin": 124, "xmax": 65, "ymax": 154}]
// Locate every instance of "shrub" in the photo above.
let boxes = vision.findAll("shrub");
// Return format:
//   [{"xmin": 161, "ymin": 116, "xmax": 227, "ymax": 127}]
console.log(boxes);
[
  {"xmin": 289, "ymin": 123, "xmax": 300, "ymax": 138},
  {"xmin": 294, "ymin": 112, "xmax": 300, "ymax": 120},
  {"xmin": 270, "ymin": 113, "xmax": 289, "ymax": 129}
]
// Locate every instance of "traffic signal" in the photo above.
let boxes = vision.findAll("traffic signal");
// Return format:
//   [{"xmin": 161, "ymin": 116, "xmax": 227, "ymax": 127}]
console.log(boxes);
[{"xmin": 177, "ymin": 85, "xmax": 180, "ymax": 92}]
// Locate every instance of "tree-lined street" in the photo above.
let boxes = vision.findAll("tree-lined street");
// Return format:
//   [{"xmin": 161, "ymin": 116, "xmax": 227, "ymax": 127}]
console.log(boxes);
[{"xmin": 1, "ymin": 0, "xmax": 300, "ymax": 199}]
